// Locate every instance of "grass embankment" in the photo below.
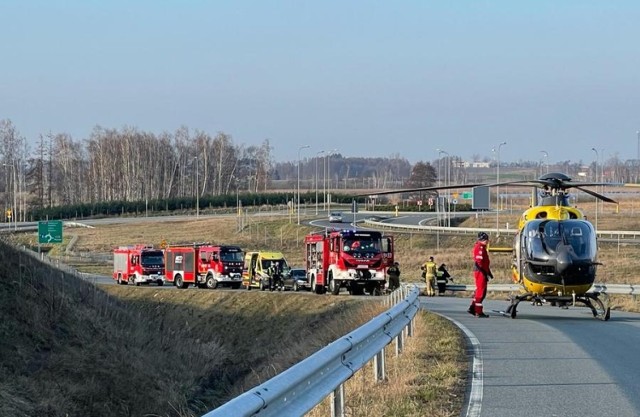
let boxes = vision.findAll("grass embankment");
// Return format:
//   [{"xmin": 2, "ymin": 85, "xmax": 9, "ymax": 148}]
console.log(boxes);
[
  {"xmin": 0, "ymin": 239, "xmax": 388, "ymax": 417},
  {"xmin": 308, "ymin": 312, "xmax": 467, "ymax": 417}
]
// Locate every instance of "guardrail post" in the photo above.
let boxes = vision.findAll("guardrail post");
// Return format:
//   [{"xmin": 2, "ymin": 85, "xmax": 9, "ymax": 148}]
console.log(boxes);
[
  {"xmin": 374, "ymin": 348, "xmax": 386, "ymax": 382},
  {"xmin": 407, "ymin": 317, "xmax": 414, "ymax": 338},
  {"xmin": 395, "ymin": 329, "xmax": 404, "ymax": 356},
  {"xmin": 331, "ymin": 383, "xmax": 345, "ymax": 417}
]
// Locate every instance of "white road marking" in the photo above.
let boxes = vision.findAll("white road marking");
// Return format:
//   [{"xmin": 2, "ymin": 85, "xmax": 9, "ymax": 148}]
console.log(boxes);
[{"xmin": 442, "ymin": 315, "xmax": 483, "ymax": 417}]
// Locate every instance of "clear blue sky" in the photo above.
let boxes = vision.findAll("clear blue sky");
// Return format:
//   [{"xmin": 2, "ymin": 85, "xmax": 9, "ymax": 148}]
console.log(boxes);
[{"xmin": 2, "ymin": 1, "xmax": 640, "ymax": 164}]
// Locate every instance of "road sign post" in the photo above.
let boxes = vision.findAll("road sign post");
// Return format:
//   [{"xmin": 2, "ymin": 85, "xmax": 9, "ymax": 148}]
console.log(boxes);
[{"xmin": 38, "ymin": 220, "xmax": 63, "ymax": 244}]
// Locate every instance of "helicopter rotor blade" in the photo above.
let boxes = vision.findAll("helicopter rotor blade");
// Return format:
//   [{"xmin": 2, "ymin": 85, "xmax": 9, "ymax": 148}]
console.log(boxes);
[
  {"xmin": 574, "ymin": 186, "xmax": 618, "ymax": 204},
  {"xmin": 353, "ymin": 183, "xmax": 486, "ymax": 197}
]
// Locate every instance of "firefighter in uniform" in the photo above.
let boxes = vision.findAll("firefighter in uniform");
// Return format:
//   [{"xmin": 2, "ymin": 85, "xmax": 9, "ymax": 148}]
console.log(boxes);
[
  {"xmin": 435, "ymin": 263, "xmax": 451, "ymax": 295},
  {"xmin": 421, "ymin": 256, "xmax": 437, "ymax": 296},
  {"xmin": 387, "ymin": 262, "xmax": 401, "ymax": 292},
  {"xmin": 468, "ymin": 232, "xmax": 492, "ymax": 317}
]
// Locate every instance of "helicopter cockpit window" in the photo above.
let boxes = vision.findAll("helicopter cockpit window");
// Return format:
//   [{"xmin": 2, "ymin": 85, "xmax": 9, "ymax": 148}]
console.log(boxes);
[
  {"xmin": 523, "ymin": 220, "xmax": 595, "ymax": 261},
  {"xmin": 523, "ymin": 221, "xmax": 547, "ymax": 261}
]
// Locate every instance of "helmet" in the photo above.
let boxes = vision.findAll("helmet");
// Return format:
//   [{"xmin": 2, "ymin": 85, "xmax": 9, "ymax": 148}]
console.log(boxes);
[{"xmin": 477, "ymin": 232, "xmax": 489, "ymax": 241}]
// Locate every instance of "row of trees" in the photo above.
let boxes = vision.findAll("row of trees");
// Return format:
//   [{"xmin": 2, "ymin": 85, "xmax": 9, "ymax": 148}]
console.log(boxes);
[
  {"xmin": 0, "ymin": 119, "xmax": 420, "ymax": 220},
  {"xmin": 3, "ymin": 117, "xmax": 640, "ymax": 220},
  {"xmin": 1, "ymin": 120, "xmax": 275, "ymax": 220}
]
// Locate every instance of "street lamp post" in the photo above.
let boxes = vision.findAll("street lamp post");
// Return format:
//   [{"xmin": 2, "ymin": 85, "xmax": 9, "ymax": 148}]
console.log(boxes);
[
  {"xmin": 437, "ymin": 149, "xmax": 450, "ymax": 226},
  {"xmin": 495, "ymin": 141, "xmax": 507, "ymax": 234},
  {"xmin": 315, "ymin": 150, "xmax": 324, "ymax": 215},
  {"xmin": 297, "ymin": 145, "xmax": 310, "ymax": 225},
  {"xmin": 3, "ymin": 161, "xmax": 17, "ymax": 230},
  {"xmin": 636, "ymin": 130, "xmax": 639, "ymax": 182},
  {"xmin": 323, "ymin": 154, "xmax": 327, "ymax": 212},
  {"xmin": 194, "ymin": 156, "xmax": 199, "ymax": 218},
  {"xmin": 591, "ymin": 147, "xmax": 599, "ymax": 230},
  {"xmin": 540, "ymin": 150, "xmax": 548, "ymax": 175},
  {"xmin": 326, "ymin": 149, "xmax": 337, "ymax": 214}
]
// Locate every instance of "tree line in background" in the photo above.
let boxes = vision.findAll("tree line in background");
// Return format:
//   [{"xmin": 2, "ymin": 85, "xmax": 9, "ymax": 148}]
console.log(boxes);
[
  {"xmin": 2, "ymin": 118, "xmax": 640, "ymax": 221},
  {"xmin": 0, "ymin": 119, "xmax": 417, "ymax": 220}
]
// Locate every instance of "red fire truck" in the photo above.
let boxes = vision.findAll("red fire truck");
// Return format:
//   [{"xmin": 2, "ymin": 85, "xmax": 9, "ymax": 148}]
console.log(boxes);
[
  {"xmin": 304, "ymin": 229, "xmax": 394, "ymax": 295},
  {"xmin": 113, "ymin": 245, "xmax": 166, "ymax": 286},
  {"xmin": 164, "ymin": 244, "xmax": 244, "ymax": 289}
]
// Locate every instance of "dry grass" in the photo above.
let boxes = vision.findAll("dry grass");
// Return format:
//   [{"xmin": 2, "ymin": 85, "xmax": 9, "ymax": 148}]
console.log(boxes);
[
  {"xmin": 0, "ymin": 239, "xmax": 386, "ymax": 417},
  {"xmin": 307, "ymin": 312, "xmax": 467, "ymax": 417}
]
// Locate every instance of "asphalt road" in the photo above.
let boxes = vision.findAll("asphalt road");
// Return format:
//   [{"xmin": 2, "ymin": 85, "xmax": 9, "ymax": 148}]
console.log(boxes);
[{"xmin": 423, "ymin": 296, "xmax": 640, "ymax": 417}]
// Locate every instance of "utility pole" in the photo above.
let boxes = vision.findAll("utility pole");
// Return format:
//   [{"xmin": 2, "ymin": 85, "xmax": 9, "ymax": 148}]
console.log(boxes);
[
  {"xmin": 495, "ymin": 141, "xmax": 507, "ymax": 235},
  {"xmin": 194, "ymin": 156, "xmax": 199, "ymax": 218},
  {"xmin": 297, "ymin": 145, "xmax": 310, "ymax": 225},
  {"xmin": 315, "ymin": 150, "xmax": 324, "ymax": 215}
]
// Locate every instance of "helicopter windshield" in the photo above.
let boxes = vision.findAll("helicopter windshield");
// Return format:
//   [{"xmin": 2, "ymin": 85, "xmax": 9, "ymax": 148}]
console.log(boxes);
[{"xmin": 522, "ymin": 220, "xmax": 596, "ymax": 261}]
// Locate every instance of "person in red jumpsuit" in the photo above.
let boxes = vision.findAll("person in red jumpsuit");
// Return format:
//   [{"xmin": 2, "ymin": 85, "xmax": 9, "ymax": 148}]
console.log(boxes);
[{"xmin": 468, "ymin": 232, "xmax": 493, "ymax": 318}]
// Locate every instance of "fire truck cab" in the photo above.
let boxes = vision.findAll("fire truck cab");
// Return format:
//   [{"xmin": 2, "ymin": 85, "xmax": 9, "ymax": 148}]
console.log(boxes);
[
  {"xmin": 113, "ymin": 245, "xmax": 166, "ymax": 286},
  {"xmin": 305, "ymin": 229, "xmax": 393, "ymax": 295},
  {"xmin": 165, "ymin": 244, "xmax": 244, "ymax": 289}
]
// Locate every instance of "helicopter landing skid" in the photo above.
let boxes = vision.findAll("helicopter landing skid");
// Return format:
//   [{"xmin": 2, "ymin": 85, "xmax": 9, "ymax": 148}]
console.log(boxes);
[
  {"xmin": 582, "ymin": 292, "xmax": 611, "ymax": 321},
  {"xmin": 503, "ymin": 292, "xmax": 610, "ymax": 321},
  {"xmin": 504, "ymin": 293, "xmax": 532, "ymax": 319}
]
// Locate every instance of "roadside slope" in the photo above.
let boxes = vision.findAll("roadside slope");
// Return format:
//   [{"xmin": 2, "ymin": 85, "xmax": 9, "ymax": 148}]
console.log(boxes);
[{"xmin": 0, "ymin": 240, "xmax": 383, "ymax": 417}]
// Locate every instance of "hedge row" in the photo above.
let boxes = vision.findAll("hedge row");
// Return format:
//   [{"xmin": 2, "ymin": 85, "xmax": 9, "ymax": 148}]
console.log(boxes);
[{"xmin": 28, "ymin": 192, "xmax": 473, "ymax": 221}]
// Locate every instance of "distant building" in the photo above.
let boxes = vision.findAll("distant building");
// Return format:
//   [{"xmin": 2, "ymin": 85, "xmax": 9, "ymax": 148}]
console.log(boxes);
[{"xmin": 462, "ymin": 161, "xmax": 491, "ymax": 168}]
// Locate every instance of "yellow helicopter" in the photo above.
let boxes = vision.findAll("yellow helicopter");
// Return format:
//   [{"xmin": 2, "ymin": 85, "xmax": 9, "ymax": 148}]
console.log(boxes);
[
  {"xmin": 491, "ymin": 172, "xmax": 618, "ymax": 321},
  {"xmin": 359, "ymin": 172, "xmax": 623, "ymax": 321}
]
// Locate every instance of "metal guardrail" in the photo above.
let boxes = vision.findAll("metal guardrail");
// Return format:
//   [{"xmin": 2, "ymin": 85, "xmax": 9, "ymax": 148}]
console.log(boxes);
[
  {"xmin": 202, "ymin": 285, "xmax": 420, "ymax": 417},
  {"xmin": 362, "ymin": 217, "xmax": 640, "ymax": 241}
]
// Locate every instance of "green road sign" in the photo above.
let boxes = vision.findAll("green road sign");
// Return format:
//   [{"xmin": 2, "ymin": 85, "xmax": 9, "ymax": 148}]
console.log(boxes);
[
  {"xmin": 38, "ymin": 220, "xmax": 63, "ymax": 244},
  {"xmin": 462, "ymin": 191, "xmax": 473, "ymax": 199}
]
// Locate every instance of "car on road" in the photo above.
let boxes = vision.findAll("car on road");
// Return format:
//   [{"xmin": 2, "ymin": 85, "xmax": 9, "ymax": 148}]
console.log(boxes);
[
  {"xmin": 282, "ymin": 268, "xmax": 309, "ymax": 291},
  {"xmin": 329, "ymin": 212, "xmax": 343, "ymax": 223}
]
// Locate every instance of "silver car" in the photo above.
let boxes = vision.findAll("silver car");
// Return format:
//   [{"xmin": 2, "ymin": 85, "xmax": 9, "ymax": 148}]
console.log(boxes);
[{"xmin": 329, "ymin": 212, "xmax": 343, "ymax": 223}]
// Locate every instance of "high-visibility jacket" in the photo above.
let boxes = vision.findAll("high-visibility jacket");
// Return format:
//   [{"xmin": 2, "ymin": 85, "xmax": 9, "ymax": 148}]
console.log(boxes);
[{"xmin": 423, "ymin": 261, "xmax": 436, "ymax": 278}]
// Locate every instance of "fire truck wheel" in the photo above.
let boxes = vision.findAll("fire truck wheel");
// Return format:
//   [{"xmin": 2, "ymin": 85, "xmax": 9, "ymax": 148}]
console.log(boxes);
[
  {"xmin": 175, "ymin": 274, "xmax": 187, "ymax": 289},
  {"xmin": 117, "ymin": 274, "xmax": 123, "ymax": 285},
  {"xmin": 329, "ymin": 278, "xmax": 341, "ymax": 295},
  {"xmin": 206, "ymin": 274, "xmax": 218, "ymax": 289},
  {"xmin": 350, "ymin": 286, "xmax": 364, "ymax": 296},
  {"xmin": 157, "ymin": 280, "xmax": 164, "ymax": 286},
  {"xmin": 365, "ymin": 284, "xmax": 381, "ymax": 296},
  {"xmin": 129, "ymin": 274, "xmax": 141, "ymax": 286}
]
